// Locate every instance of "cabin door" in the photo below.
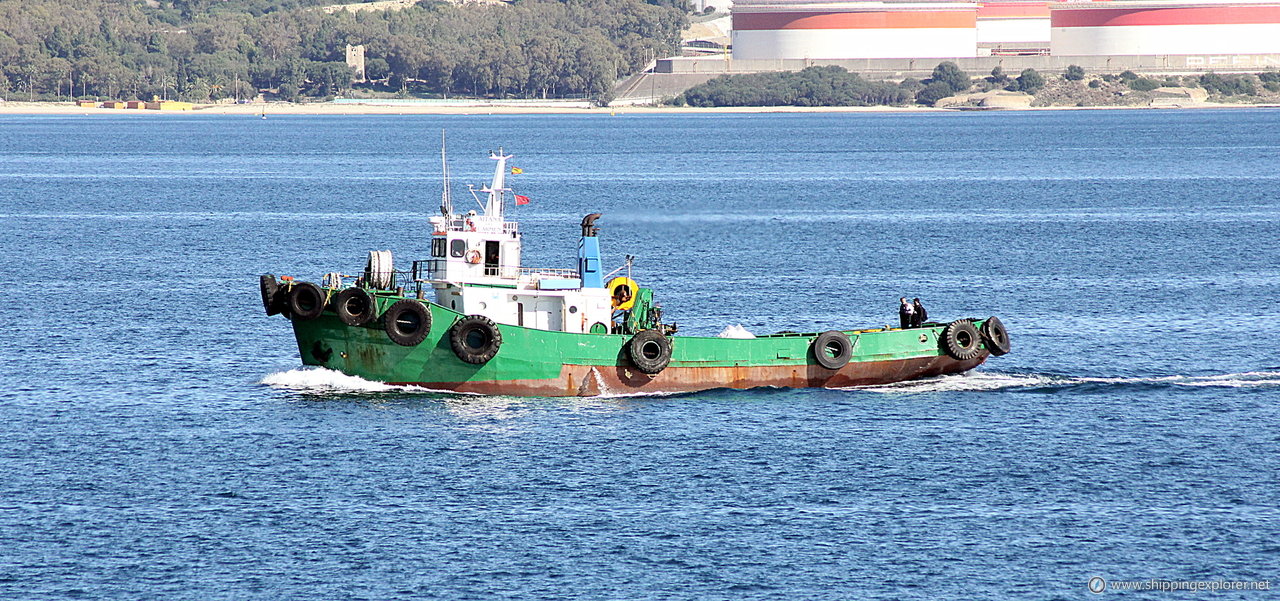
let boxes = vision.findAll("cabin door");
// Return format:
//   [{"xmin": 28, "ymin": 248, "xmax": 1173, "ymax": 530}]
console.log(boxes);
[
  {"xmin": 530, "ymin": 298, "xmax": 563, "ymax": 331},
  {"xmin": 484, "ymin": 241, "xmax": 500, "ymax": 276}
]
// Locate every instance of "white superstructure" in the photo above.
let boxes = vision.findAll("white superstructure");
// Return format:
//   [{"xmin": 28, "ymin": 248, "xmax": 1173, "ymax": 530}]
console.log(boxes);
[{"xmin": 421, "ymin": 150, "xmax": 615, "ymax": 334}]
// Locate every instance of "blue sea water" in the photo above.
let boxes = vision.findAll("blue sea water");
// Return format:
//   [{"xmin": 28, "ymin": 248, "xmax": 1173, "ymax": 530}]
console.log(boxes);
[{"xmin": 1, "ymin": 109, "xmax": 1278, "ymax": 600}]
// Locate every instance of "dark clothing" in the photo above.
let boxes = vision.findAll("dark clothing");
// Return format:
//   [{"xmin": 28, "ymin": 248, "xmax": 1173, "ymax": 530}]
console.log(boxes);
[
  {"xmin": 912, "ymin": 301, "xmax": 927, "ymax": 328},
  {"xmin": 899, "ymin": 303, "xmax": 914, "ymax": 329}
]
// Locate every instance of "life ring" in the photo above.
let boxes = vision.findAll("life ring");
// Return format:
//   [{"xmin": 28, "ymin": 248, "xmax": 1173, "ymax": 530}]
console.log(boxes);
[
  {"xmin": 980, "ymin": 316, "xmax": 1011, "ymax": 356},
  {"xmin": 941, "ymin": 319, "xmax": 983, "ymax": 360},
  {"xmin": 287, "ymin": 281, "xmax": 326, "ymax": 321},
  {"xmin": 812, "ymin": 331, "xmax": 853, "ymax": 370},
  {"xmin": 334, "ymin": 287, "xmax": 376, "ymax": 327},
  {"xmin": 607, "ymin": 276, "xmax": 638, "ymax": 311},
  {"xmin": 627, "ymin": 329, "xmax": 672, "ymax": 374},
  {"xmin": 383, "ymin": 300, "xmax": 432, "ymax": 346},
  {"xmin": 450, "ymin": 315, "xmax": 502, "ymax": 364},
  {"xmin": 465, "ymin": 249, "xmax": 482, "ymax": 264}
]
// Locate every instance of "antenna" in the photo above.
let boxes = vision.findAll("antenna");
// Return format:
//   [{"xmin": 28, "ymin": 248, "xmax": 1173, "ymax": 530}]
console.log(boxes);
[{"xmin": 440, "ymin": 130, "xmax": 453, "ymax": 217}]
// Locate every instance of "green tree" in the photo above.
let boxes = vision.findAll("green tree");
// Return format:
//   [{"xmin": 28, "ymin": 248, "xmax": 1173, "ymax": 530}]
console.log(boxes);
[
  {"xmin": 679, "ymin": 66, "xmax": 908, "ymax": 107},
  {"xmin": 364, "ymin": 57, "xmax": 389, "ymax": 81},
  {"xmin": 930, "ymin": 61, "xmax": 970, "ymax": 94},
  {"xmin": 1127, "ymin": 77, "xmax": 1160, "ymax": 92},
  {"xmin": 1198, "ymin": 73, "xmax": 1256, "ymax": 96},
  {"xmin": 1065, "ymin": 64, "xmax": 1085, "ymax": 81},
  {"xmin": 1015, "ymin": 68, "xmax": 1044, "ymax": 93},
  {"xmin": 915, "ymin": 81, "xmax": 953, "ymax": 106}
]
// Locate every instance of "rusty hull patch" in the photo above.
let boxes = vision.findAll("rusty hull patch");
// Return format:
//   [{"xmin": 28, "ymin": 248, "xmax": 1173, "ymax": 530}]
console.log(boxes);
[{"xmin": 390, "ymin": 353, "xmax": 989, "ymax": 397}]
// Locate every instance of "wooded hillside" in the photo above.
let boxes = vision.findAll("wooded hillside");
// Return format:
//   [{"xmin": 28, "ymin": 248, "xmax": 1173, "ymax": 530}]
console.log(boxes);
[{"xmin": 0, "ymin": 0, "xmax": 686, "ymax": 102}]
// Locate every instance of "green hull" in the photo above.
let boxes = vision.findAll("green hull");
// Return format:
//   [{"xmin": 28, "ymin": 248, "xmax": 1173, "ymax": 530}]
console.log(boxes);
[{"xmin": 289, "ymin": 292, "xmax": 993, "ymax": 397}]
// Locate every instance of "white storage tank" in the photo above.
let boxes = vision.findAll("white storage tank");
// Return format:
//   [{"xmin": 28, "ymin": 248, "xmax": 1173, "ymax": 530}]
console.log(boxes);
[
  {"xmin": 977, "ymin": 1, "xmax": 1050, "ymax": 51},
  {"xmin": 731, "ymin": 0, "xmax": 980, "ymax": 59},
  {"xmin": 1050, "ymin": 0, "xmax": 1280, "ymax": 56}
]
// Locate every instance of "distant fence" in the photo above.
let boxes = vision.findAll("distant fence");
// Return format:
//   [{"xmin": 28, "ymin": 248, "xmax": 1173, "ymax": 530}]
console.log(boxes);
[
  {"xmin": 657, "ymin": 54, "xmax": 1280, "ymax": 77},
  {"xmin": 331, "ymin": 98, "xmax": 595, "ymax": 108}
]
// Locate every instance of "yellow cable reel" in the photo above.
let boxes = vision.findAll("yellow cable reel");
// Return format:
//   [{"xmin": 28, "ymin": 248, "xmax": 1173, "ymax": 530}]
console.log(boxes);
[{"xmin": 607, "ymin": 276, "xmax": 638, "ymax": 311}]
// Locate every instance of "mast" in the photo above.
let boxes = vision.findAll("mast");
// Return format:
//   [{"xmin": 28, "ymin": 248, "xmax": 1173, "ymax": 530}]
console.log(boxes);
[
  {"xmin": 481, "ymin": 148, "xmax": 512, "ymax": 219},
  {"xmin": 440, "ymin": 130, "xmax": 454, "ymax": 217}
]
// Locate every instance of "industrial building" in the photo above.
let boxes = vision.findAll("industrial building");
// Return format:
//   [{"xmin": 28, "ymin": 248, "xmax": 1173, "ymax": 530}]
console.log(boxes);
[
  {"xmin": 1050, "ymin": 0, "xmax": 1280, "ymax": 56},
  {"xmin": 730, "ymin": 0, "xmax": 980, "ymax": 60}
]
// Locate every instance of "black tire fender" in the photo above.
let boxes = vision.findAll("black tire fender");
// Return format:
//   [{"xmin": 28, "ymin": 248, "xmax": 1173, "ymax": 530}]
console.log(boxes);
[
  {"xmin": 981, "ymin": 316, "xmax": 1011, "ymax": 356},
  {"xmin": 941, "ymin": 319, "xmax": 983, "ymax": 361},
  {"xmin": 335, "ymin": 287, "xmax": 377, "ymax": 327},
  {"xmin": 287, "ymin": 282, "xmax": 326, "ymax": 321},
  {"xmin": 383, "ymin": 300, "xmax": 432, "ymax": 346},
  {"xmin": 259, "ymin": 274, "xmax": 285, "ymax": 316},
  {"xmin": 450, "ymin": 315, "xmax": 502, "ymax": 364},
  {"xmin": 812, "ymin": 331, "xmax": 853, "ymax": 370},
  {"xmin": 628, "ymin": 329, "xmax": 672, "ymax": 374}
]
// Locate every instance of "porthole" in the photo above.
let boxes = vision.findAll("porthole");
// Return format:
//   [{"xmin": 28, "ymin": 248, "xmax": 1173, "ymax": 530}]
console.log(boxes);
[{"xmin": 569, "ymin": 306, "xmax": 578, "ymax": 314}]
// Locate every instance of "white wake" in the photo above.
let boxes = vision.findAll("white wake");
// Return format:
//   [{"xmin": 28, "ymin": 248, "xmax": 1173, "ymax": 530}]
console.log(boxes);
[
  {"xmin": 851, "ymin": 371, "xmax": 1057, "ymax": 393},
  {"xmin": 1080, "ymin": 371, "xmax": 1280, "ymax": 388},
  {"xmin": 852, "ymin": 370, "xmax": 1280, "ymax": 393},
  {"xmin": 259, "ymin": 367, "xmax": 432, "ymax": 394},
  {"xmin": 260, "ymin": 367, "xmax": 1280, "ymax": 397}
]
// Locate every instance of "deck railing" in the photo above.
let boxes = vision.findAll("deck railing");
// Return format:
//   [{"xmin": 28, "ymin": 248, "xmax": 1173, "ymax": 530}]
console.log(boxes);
[
  {"xmin": 317, "ymin": 260, "xmax": 579, "ymax": 299},
  {"xmin": 442, "ymin": 219, "xmax": 520, "ymax": 235},
  {"xmin": 413, "ymin": 259, "xmax": 577, "ymax": 282}
]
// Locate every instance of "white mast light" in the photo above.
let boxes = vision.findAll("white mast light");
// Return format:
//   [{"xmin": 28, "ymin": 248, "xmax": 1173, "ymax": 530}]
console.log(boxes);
[{"xmin": 481, "ymin": 148, "xmax": 513, "ymax": 219}]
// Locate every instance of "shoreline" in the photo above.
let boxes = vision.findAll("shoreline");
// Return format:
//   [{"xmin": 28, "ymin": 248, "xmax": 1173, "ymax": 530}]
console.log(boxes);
[{"xmin": 1, "ymin": 100, "xmax": 1276, "ymax": 116}]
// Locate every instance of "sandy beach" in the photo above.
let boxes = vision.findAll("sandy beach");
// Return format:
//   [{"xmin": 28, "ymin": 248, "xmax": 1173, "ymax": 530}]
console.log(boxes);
[
  {"xmin": 0, "ymin": 100, "xmax": 940, "ymax": 115},
  {"xmin": 0, "ymin": 100, "xmax": 1273, "ymax": 115}
]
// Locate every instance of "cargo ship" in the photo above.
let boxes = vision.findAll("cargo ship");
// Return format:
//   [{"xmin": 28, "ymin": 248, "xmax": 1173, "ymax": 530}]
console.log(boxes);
[{"xmin": 258, "ymin": 149, "xmax": 1010, "ymax": 396}]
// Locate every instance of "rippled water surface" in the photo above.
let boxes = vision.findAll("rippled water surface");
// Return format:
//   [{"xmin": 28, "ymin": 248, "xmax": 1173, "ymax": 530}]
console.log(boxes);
[{"xmin": 1, "ymin": 110, "xmax": 1278, "ymax": 599}]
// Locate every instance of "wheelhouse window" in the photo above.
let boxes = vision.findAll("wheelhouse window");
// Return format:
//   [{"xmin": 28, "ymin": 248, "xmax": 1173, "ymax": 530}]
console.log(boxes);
[
  {"xmin": 432, "ymin": 238, "xmax": 446, "ymax": 258},
  {"xmin": 450, "ymin": 239, "xmax": 466, "ymax": 258}
]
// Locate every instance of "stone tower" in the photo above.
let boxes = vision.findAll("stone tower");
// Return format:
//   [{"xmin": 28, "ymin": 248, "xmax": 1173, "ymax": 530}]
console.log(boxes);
[{"xmin": 345, "ymin": 44, "xmax": 367, "ymax": 83}]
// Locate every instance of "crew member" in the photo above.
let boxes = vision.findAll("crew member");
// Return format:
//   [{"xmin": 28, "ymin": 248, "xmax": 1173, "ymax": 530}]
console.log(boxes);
[
  {"xmin": 912, "ymin": 298, "xmax": 927, "ymax": 328},
  {"xmin": 613, "ymin": 283, "xmax": 632, "ymax": 306},
  {"xmin": 899, "ymin": 297, "xmax": 914, "ymax": 329}
]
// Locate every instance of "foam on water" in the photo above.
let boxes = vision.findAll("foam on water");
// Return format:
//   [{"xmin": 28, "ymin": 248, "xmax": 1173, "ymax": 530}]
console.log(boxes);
[
  {"xmin": 259, "ymin": 366, "xmax": 690, "ymax": 400},
  {"xmin": 853, "ymin": 370, "xmax": 1280, "ymax": 393},
  {"xmin": 260, "ymin": 367, "xmax": 426, "ymax": 394},
  {"xmin": 1078, "ymin": 371, "xmax": 1280, "ymax": 388},
  {"xmin": 851, "ymin": 371, "xmax": 1058, "ymax": 393},
  {"xmin": 261, "ymin": 366, "xmax": 1280, "ymax": 399}
]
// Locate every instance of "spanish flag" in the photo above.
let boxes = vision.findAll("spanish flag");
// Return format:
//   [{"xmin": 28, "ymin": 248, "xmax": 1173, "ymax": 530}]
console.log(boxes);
[{"xmin": 511, "ymin": 167, "xmax": 523, "ymax": 174}]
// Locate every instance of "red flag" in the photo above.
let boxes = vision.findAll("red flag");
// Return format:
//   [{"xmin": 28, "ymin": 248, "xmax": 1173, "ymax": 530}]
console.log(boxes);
[{"xmin": 514, "ymin": 194, "xmax": 530, "ymax": 205}]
